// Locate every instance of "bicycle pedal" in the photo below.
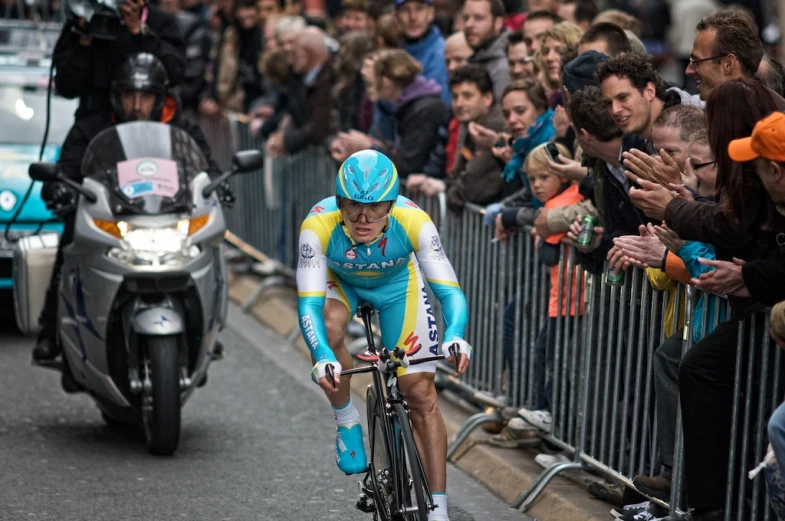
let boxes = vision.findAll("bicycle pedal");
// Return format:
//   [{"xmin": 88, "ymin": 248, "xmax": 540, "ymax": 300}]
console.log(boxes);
[{"xmin": 355, "ymin": 493, "xmax": 376, "ymax": 513}]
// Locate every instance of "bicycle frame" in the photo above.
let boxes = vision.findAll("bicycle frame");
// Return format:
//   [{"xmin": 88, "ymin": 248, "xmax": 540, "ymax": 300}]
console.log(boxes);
[{"xmin": 334, "ymin": 303, "xmax": 456, "ymax": 520}]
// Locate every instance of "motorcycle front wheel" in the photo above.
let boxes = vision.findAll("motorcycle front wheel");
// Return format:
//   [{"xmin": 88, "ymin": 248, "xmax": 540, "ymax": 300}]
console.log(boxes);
[{"xmin": 142, "ymin": 336, "xmax": 181, "ymax": 456}]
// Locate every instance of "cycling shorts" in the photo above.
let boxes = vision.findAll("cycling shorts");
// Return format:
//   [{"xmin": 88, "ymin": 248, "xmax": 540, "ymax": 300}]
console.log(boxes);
[{"xmin": 326, "ymin": 259, "xmax": 440, "ymax": 377}]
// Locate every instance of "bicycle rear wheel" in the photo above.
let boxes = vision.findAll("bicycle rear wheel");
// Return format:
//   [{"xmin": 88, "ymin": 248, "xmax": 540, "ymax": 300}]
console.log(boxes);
[
  {"xmin": 391, "ymin": 402, "xmax": 430, "ymax": 521},
  {"xmin": 367, "ymin": 385, "xmax": 393, "ymax": 521}
]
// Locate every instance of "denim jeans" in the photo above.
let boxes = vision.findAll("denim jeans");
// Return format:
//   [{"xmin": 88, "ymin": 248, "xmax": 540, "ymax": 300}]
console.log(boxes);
[{"xmin": 533, "ymin": 318, "xmax": 557, "ymax": 412}]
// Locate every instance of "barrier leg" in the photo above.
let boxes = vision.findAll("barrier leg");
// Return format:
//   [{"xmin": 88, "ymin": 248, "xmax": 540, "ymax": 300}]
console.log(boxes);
[
  {"xmin": 512, "ymin": 461, "xmax": 585, "ymax": 511},
  {"xmin": 241, "ymin": 275, "xmax": 289, "ymax": 312},
  {"xmin": 446, "ymin": 409, "xmax": 504, "ymax": 460}
]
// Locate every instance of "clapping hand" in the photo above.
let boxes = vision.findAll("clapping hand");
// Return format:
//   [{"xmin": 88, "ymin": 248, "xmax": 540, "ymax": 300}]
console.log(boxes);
[
  {"xmin": 623, "ymin": 148, "xmax": 681, "ymax": 187},
  {"xmin": 653, "ymin": 223, "xmax": 685, "ymax": 254}
]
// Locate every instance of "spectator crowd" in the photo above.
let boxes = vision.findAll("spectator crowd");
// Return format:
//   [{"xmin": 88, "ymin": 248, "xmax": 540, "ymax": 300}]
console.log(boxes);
[{"xmin": 26, "ymin": 0, "xmax": 785, "ymax": 518}]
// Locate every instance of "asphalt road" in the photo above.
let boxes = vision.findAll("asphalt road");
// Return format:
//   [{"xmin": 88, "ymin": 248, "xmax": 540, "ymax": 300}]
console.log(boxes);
[{"xmin": 0, "ymin": 296, "xmax": 527, "ymax": 521}]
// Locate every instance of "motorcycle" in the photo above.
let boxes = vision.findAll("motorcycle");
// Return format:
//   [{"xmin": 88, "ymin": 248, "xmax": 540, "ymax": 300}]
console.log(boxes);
[{"xmin": 17, "ymin": 121, "xmax": 263, "ymax": 455}]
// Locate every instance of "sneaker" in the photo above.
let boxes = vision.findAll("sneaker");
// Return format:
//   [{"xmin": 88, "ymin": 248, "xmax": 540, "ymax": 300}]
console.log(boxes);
[
  {"xmin": 632, "ymin": 474, "xmax": 672, "ymax": 502},
  {"xmin": 517, "ymin": 408, "xmax": 552, "ymax": 433},
  {"xmin": 487, "ymin": 417, "xmax": 539, "ymax": 448},
  {"xmin": 618, "ymin": 502, "xmax": 670, "ymax": 521},
  {"xmin": 336, "ymin": 424, "xmax": 368, "ymax": 475},
  {"xmin": 621, "ymin": 510, "xmax": 660, "ymax": 521},
  {"xmin": 534, "ymin": 452, "xmax": 570, "ymax": 469},
  {"xmin": 611, "ymin": 501, "xmax": 650, "ymax": 519}
]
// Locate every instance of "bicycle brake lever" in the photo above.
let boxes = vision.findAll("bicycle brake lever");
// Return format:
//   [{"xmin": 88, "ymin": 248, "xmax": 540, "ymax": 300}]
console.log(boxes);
[
  {"xmin": 393, "ymin": 347, "xmax": 409, "ymax": 368},
  {"xmin": 448, "ymin": 343, "xmax": 461, "ymax": 373},
  {"xmin": 325, "ymin": 364, "xmax": 336, "ymax": 389}
]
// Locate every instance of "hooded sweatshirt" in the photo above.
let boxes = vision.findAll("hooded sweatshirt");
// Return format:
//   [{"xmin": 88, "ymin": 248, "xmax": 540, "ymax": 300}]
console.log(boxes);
[
  {"xmin": 374, "ymin": 75, "xmax": 447, "ymax": 178},
  {"xmin": 468, "ymin": 28, "xmax": 512, "ymax": 101},
  {"xmin": 402, "ymin": 26, "xmax": 451, "ymax": 106}
]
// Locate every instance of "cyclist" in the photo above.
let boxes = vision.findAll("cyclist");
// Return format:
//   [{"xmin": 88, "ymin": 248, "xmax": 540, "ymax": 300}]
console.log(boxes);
[{"xmin": 296, "ymin": 149, "xmax": 471, "ymax": 521}]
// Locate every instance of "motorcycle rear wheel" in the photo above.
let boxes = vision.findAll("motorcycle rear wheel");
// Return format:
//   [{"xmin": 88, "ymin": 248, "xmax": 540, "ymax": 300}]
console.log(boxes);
[{"xmin": 142, "ymin": 336, "xmax": 181, "ymax": 456}]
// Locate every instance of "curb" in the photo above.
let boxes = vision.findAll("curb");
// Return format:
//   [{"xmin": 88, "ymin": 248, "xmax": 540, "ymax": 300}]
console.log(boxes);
[{"xmin": 228, "ymin": 272, "xmax": 615, "ymax": 521}]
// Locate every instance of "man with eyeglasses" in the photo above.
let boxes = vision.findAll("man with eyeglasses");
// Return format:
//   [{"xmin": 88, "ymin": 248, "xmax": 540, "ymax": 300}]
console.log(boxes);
[
  {"xmin": 295, "ymin": 150, "xmax": 471, "ymax": 521},
  {"xmin": 506, "ymin": 32, "xmax": 535, "ymax": 81},
  {"xmin": 686, "ymin": 10, "xmax": 784, "ymax": 104}
]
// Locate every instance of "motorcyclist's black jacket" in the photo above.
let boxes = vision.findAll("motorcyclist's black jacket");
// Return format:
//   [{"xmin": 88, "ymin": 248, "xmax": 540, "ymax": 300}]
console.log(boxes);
[
  {"xmin": 53, "ymin": 5, "xmax": 186, "ymax": 121},
  {"xmin": 56, "ymin": 100, "xmax": 221, "ymax": 185}
]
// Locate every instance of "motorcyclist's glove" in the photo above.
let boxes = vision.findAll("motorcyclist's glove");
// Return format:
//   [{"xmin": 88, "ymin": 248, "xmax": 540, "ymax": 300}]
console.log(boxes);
[
  {"xmin": 41, "ymin": 182, "xmax": 77, "ymax": 218},
  {"xmin": 217, "ymin": 181, "xmax": 235, "ymax": 209}
]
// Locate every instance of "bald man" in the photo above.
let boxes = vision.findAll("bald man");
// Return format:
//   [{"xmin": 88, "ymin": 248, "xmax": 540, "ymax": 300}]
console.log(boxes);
[
  {"xmin": 266, "ymin": 26, "xmax": 335, "ymax": 157},
  {"xmin": 444, "ymin": 31, "xmax": 474, "ymax": 77}
]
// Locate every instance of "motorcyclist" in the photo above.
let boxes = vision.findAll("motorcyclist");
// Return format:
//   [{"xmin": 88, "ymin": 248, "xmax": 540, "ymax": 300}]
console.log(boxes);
[{"xmin": 33, "ymin": 52, "xmax": 234, "ymax": 362}]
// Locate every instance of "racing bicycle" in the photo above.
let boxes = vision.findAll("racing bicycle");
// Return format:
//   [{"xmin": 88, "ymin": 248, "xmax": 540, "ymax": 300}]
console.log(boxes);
[{"xmin": 326, "ymin": 303, "xmax": 460, "ymax": 521}]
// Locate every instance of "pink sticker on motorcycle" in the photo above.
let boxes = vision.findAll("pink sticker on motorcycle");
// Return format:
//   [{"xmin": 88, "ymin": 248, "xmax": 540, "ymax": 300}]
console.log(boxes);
[{"xmin": 117, "ymin": 158, "xmax": 179, "ymax": 199}]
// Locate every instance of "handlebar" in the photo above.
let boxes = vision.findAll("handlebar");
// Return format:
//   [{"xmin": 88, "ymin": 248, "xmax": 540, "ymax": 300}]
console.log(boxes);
[{"xmin": 324, "ymin": 343, "xmax": 461, "ymax": 389}]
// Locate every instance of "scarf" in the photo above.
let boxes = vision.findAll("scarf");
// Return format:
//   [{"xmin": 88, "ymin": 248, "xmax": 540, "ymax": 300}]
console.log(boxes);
[{"xmin": 500, "ymin": 109, "xmax": 555, "ymax": 208}]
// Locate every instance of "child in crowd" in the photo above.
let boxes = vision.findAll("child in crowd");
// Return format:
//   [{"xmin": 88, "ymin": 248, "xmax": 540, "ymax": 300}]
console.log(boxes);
[
  {"xmin": 654, "ymin": 129, "xmax": 726, "ymax": 343},
  {"xmin": 497, "ymin": 143, "xmax": 585, "ymax": 435}
]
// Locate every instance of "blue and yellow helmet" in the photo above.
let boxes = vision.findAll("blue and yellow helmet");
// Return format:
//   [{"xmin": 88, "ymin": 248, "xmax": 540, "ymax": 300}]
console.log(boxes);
[{"xmin": 335, "ymin": 150, "xmax": 399, "ymax": 204}]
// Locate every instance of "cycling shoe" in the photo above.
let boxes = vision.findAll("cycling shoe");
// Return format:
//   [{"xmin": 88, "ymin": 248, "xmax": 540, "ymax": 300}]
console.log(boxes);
[{"xmin": 336, "ymin": 423, "xmax": 368, "ymax": 475}]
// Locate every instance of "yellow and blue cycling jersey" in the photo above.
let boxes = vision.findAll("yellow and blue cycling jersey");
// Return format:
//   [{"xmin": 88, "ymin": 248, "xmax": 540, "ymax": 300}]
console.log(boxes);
[{"xmin": 296, "ymin": 195, "xmax": 469, "ymax": 372}]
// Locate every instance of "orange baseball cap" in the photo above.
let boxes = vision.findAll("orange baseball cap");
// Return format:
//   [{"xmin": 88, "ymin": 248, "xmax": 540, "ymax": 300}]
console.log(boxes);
[{"xmin": 728, "ymin": 111, "xmax": 785, "ymax": 162}]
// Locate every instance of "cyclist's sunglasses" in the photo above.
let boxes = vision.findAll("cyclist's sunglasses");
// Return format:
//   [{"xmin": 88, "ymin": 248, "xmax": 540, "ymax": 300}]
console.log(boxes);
[{"xmin": 339, "ymin": 198, "xmax": 393, "ymax": 224}]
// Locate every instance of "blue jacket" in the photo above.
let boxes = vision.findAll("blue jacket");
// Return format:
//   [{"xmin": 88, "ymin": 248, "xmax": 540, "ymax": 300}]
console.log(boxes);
[
  {"xmin": 402, "ymin": 26, "xmax": 451, "ymax": 106},
  {"xmin": 677, "ymin": 240, "xmax": 728, "ymax": 343}
]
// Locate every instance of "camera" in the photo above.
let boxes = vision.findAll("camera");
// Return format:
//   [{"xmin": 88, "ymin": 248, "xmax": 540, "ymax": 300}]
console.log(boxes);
[{"xmin": 68, "ymin": 0, "xmax": 123, "ymax": 41}]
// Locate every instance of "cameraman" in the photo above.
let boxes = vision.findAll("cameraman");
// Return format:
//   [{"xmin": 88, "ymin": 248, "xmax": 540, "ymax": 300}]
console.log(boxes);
[
  {"xmin": 53, "ymin": 0, "xmax": 186, "ymax": 121},
  {"xmin": 34, "ymin": 53, "xmax": 233, "ymax": 362}
]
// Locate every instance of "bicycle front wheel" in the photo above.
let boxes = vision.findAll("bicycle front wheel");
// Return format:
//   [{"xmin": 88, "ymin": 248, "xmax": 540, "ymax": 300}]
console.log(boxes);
[
  {"xmin": 391, "ymin": 402, "xmax": 430, "ymax": 521},
  {"xmin": 367, "ymin": 385, "xmax": 392, "ymax": 521}
]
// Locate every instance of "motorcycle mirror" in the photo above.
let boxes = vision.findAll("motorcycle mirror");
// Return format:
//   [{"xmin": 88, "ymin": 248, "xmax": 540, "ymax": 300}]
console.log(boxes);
[
  {"xmin": 29, "ymin": 162, "xmax": 59, "ymax": 182},
  {"xmin": 232, "ymin": 150, "xmax": 264, "ymax": 174}
]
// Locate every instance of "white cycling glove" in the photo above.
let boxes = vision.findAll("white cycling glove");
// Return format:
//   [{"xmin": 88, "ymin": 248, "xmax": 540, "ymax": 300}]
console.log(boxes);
[
  {"xmin": 442, "ymin": 339, "xmax": 472, "ymax": 360},
  {"xmin": 311, "ymin": 359, "xmax": 343, "ymax": 385}
]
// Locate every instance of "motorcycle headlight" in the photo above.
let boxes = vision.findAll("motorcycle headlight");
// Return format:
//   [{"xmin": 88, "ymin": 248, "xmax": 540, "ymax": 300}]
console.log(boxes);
[{"xmin": 100, "ymin": 217, "xmax": 209, "ymax": 268}]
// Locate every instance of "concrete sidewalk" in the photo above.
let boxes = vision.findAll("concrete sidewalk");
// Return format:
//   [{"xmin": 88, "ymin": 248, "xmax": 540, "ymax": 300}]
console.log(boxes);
[{"xmin": 228, "ymin": 271, "xmax": 616, "ymax": 521}]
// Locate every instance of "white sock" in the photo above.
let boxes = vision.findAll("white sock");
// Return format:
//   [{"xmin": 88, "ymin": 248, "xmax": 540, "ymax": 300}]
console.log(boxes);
[
  {"xmin": 429, "ymin": 492, "xmax": 449, "ymax": 521},
  {"xmin": 332, "ymin": 399, "xmax": 361, "ymax": 428}
]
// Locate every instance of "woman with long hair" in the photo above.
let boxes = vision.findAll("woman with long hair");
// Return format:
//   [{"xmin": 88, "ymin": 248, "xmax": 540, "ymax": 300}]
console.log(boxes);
[{"xmin": 535, "ymin": 21, "xmax": 583, "ymax": 107}]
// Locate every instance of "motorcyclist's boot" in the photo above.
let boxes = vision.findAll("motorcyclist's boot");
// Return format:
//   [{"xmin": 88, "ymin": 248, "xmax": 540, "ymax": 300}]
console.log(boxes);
[
  {"xmin": 33, "ymin": 267, "xmax": 62, "ymax": 361},
  {"xmin": 211, "ymin": 340, "xmax": 224, "ymax": 361},
  {"xmin": 32, "ymin": 329, "xmax": 61, "ymax": 361}
]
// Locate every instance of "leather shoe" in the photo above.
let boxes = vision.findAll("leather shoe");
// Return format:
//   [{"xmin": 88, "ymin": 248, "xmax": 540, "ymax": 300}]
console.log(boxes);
[
  {"xmin": 632, "ymin": 474, "xmax": 672, "ymax": 502},
  {"xmin": 33, "ymin": 334, "xmax": 61, "ymax": 361}
]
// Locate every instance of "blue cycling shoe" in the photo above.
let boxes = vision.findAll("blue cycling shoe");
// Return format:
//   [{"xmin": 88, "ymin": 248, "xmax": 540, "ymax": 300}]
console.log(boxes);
[{"xmin": 335, "ymin": 423, "xmax": 368, "ymax": 475}]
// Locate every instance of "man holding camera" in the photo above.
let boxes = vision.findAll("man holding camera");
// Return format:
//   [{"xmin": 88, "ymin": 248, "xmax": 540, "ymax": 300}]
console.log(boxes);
[{"xmin": 53, "ymin": 0, "xmax": 186, "ymax": 121}]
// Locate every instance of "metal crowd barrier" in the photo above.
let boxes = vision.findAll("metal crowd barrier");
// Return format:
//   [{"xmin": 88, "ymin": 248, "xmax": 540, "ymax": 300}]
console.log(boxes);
[{"xmin": 198, "ymin": 113, "xmax": 784, "ymax": 521}]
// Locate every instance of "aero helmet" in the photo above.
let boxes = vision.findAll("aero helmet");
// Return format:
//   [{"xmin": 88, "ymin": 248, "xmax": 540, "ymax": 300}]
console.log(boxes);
[{"xmin": 335, "ymin": 150, "xmax": 399, "ymax": 205}]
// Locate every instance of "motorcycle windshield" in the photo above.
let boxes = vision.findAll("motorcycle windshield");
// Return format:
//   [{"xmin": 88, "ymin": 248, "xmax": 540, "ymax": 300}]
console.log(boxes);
[{"xmin": 82, "ymin": 122, "xmax": 208, "ymax": 216}]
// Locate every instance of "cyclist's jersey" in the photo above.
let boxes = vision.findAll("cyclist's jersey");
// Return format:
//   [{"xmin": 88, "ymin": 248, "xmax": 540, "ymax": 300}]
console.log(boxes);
[{"xmin": 296, "ymin": 195, "xmax": 469, "ymax": 366}]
